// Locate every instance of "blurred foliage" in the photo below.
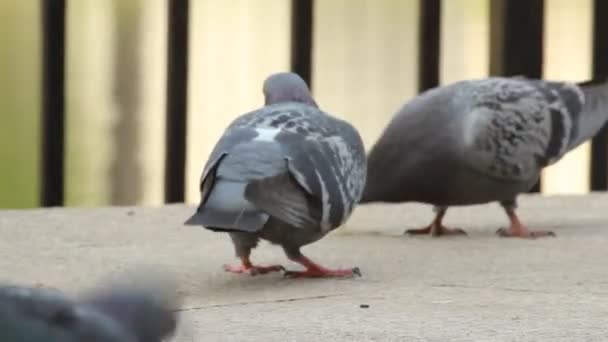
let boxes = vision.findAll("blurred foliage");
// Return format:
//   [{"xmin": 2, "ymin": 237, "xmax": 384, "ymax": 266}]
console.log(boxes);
[{"xmin": 0, "ymin": 1, "xmax": 41, "ymax": 208}]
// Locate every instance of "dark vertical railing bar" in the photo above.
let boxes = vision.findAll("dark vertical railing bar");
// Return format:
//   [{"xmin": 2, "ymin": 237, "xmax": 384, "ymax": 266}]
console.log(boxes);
[
  {"xmin": 290, "ymin": 0, "xmax": 314, "ymax": 87},
  {"xmin": 490, "ymin": 0, "xmax": 544, "ymax": 78},
  {"xmin": 417, "ymin": 0, "xmax": 441, "ymax": 92},
  {"xmin": 590, "ymin": 0, "xmax": 608, "ymax": 191},
  {"xmin": 490, "ymin": 0, "xmax": 544, "ymax": 193},
  {"xmin": 164, "ymin": 0, "xmax": 189, "ymax": 203},
  {"xmin": 40, "ymin": 0, "xmax": 66, "ymax": 207}
]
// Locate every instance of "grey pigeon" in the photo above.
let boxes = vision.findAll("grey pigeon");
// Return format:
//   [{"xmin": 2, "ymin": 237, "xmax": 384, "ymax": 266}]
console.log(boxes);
[
  {"xmin": 0, "ymin": 274, "xmax": 179, "ymax": 342},
  {"xmin": 185, "ymin": 72, "xmax": 367, "ymax": 278},
  {"xmin": 361, "ymin": 77, "xmax": 608, "ymax": 238}
]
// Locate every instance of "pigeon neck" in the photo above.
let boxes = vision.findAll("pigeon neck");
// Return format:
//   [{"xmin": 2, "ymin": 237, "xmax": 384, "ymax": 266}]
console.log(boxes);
[{"xmin": 264, "ymin": 93, "xmax": 318, "ymax": 108}]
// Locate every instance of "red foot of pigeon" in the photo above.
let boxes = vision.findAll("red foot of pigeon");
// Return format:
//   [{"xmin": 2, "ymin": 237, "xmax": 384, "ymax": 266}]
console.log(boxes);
[
  {"xmin": 405, "ymin": 207, "xmax": 467, "ymax": 237},
  {"xmin": 223, "ymin": 257, "xmax": 284, "ymax": 276},
  {"xmin": 497, "ymin": 208, "xmax": 555, "ymax": 239},
  {"xmin": 284, "ymin": 256, "xmax": 361, "ymax": 279},
  {"xmin": 405, "ymin": 224, "xmax": 467, "ymax": 237}
]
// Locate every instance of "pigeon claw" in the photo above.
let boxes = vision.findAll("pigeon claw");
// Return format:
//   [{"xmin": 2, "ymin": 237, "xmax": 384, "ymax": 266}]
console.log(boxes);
[{"xmin": 222, "ymin": 263, "xmax": 285, "ymax": 276}]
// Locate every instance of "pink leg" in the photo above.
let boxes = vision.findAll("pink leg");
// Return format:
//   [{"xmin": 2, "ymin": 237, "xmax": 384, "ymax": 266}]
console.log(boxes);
[{"xmin": 496, "ymin": 208, "xmax": 555, "ymax": 238}]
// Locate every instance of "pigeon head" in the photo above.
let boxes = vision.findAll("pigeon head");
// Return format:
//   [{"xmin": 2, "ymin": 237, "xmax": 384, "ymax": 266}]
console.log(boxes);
[{"xmin": 262, "ymin": 72, "xmax": 318, "ymax": 107}]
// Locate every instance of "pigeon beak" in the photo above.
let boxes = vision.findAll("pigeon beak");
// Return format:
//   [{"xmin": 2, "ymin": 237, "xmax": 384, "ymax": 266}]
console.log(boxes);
[{"xmin": 183, "ymin": 206, "xmax": 204, "ymax": 226}]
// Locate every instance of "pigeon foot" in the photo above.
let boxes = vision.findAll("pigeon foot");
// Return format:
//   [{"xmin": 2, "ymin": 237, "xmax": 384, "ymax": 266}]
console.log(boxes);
[
  {"xmin": 284, "ymin": 256, "xmax": 361, "ymax": 279},
  {"xmin": 223, "ymin": 259, "xmax": 284, "ymax": 276},
  {"xmin": 499, "ymin": 207, "xmax": 556, "ymax": 238},
  {"xmin": 405, "ymin": 224, "xmax": 467, "ymax": 237}
]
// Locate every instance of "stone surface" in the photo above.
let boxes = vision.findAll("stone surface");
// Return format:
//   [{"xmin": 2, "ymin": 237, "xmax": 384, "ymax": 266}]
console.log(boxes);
[{"xmin": 1, "ymin": 193, "xmax": 608, "ymax": 341}]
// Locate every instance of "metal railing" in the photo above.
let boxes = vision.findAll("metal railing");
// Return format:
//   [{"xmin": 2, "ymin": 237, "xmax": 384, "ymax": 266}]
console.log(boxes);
[{"xmin": 39, "ymin": 0, "xmax": 608, "ymax": 207}]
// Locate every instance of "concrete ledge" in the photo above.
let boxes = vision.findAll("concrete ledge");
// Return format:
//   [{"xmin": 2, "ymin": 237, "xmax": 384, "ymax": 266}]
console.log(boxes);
[{"xmin": 1, "ymin": 193, "xmax": 608, "ymax": 341}]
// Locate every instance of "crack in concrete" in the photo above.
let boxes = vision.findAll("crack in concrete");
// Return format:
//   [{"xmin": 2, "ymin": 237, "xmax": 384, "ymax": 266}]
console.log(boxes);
[
  {"xmin": 173, "ymin": 293, "xmax": 347, "ymax": 312},
  {"xmin": 431, "ymin": 283, "xmax": 608, "ymax": 296},
  {"xmin": 432, "ymin": 283, "xmax": 551, "ymax": 294}
]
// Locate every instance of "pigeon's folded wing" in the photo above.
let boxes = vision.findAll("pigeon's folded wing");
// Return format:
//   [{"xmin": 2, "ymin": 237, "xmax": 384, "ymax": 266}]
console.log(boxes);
[
  {"xmin": 461, "ymin": 79, "xmax": 585, "ymax": 183},
  {"xmin": 244, "ymin": 128, "xmax": 364, "ymax": 233}
]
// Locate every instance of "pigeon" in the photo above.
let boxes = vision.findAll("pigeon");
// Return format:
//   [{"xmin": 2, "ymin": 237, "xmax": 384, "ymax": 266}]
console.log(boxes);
[
  {"xmin": 185, "ymin": 72, "xmax": 367, "ymax": 278},
  {"xmin": 361, "ymin": 77, "xmax": 608, "ymax": 238},
  {"xmin": 0, "ymin": 273, "xmax": 179, "ymax": 342}
]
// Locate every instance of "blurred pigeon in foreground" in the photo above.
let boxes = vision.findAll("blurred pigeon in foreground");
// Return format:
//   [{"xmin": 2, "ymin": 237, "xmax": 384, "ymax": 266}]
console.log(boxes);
[
  {"xmin": 361, "ymin": 77, "xmax": 608, "ymax": 238},
  {"xmin": 185, "ymin": 72, "xmax": 367, "ymax": 278},
  {"xmin": 0, "ymin": 272, "xmax": 179, "ymax": 342}
]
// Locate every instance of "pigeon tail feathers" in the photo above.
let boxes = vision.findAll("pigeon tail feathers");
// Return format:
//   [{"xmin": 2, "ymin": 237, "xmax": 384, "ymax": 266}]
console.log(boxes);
[{"xmin": 569, "ymin": 78, "xmax": 608, "ymax": 149}]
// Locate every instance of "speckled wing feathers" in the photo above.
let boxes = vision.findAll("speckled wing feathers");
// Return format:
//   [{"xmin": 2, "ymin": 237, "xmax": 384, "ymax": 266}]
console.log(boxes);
[{"xmin": 459, "ymin": 78, "xmax": 585, "ymax": 182}]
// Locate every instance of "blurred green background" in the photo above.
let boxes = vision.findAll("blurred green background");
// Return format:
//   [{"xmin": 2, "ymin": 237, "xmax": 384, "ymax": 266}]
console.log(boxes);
[
  {"xmin": 0, "ymin": 0, "xmax": 595, "ymax": 208},
  {"xmin": 0, "ymin": 1, "xmax": 41, "ymax": 207}
]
